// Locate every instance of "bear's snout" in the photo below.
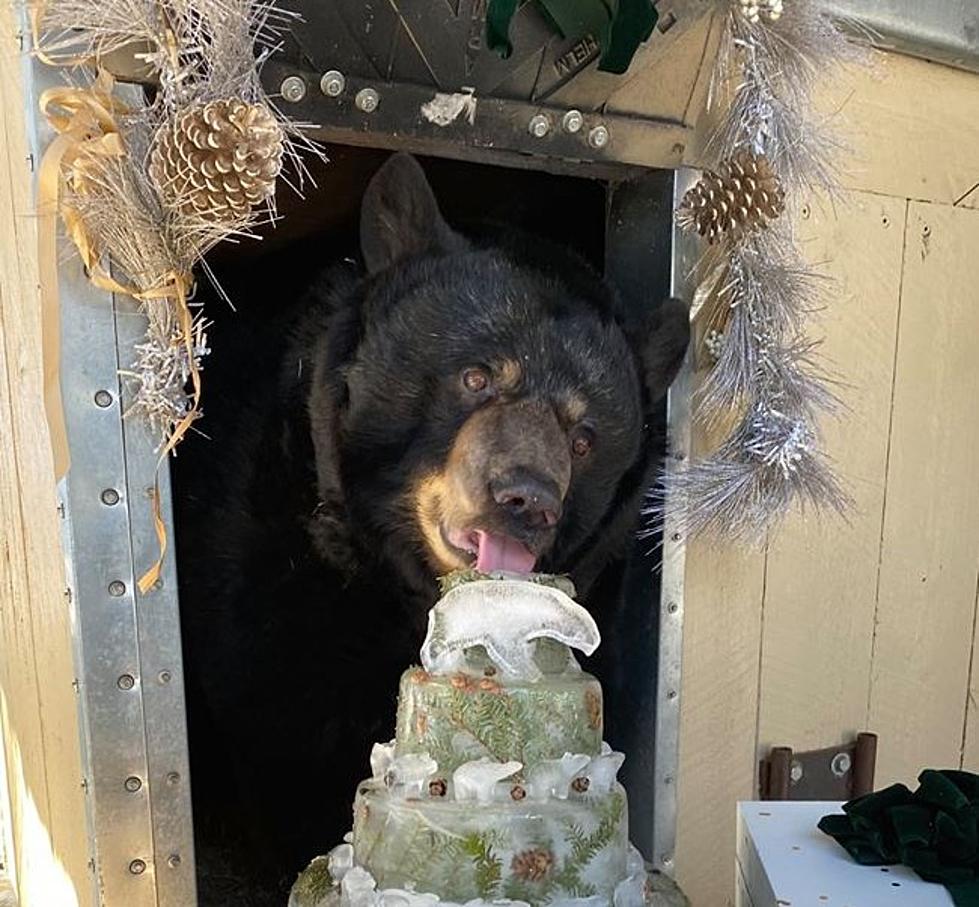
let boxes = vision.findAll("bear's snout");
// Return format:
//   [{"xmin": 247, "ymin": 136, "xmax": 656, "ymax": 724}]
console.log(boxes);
[{"xmin": 489, "ymin": 470, "xmax": 562, "ymax": 530}]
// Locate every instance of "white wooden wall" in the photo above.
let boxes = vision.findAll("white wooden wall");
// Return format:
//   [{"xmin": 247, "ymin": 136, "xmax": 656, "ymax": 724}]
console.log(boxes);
[{"xmin": 675, "ymin": 51, "xmax": 979, "ymax": 907}]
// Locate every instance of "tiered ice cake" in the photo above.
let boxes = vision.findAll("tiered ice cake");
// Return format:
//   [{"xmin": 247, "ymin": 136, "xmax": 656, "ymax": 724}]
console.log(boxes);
[{"xmin": 291, "ymin": 573, "xmax": 651, "ymax": 907}]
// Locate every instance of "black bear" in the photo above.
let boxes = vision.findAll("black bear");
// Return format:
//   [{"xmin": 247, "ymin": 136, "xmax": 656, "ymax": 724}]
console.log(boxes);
[{"xmin": 175, "ymin": 153, "xmax": 689, "ymax": 906}]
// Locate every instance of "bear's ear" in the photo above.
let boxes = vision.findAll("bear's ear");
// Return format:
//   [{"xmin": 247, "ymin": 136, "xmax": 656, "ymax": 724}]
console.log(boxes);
[
  {"xmin": 360, "ymin": 153, "xmax": 463, "ymax": 275},
  {"xmin": 635, "ymin": 298, "xmax": 690, "ymax": 405}
]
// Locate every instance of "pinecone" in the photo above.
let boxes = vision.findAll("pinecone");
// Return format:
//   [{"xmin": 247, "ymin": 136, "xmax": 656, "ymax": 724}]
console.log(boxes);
[
  {"xmin": 677, "ymin": 150, "xmax": 785, "ymax": 244},
  {"xmin": 149, "ymin": 99, "xmax": 284, "ymax": 227},
  {"xmin": 511, "ymin": 848, "xmax": 554, "ymax": 881}
]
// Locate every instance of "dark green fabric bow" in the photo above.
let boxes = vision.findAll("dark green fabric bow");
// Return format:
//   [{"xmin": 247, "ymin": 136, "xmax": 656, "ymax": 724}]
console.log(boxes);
[
  {"xmin": 819, "ymin": 770, "xmax": 979, "ymax": 906},
  {"xmin": 486, "ymin": 0, "xmax": 658, "ymax": 75}
]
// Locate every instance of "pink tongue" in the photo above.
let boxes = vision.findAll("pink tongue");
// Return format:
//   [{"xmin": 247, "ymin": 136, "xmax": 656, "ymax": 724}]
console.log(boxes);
[{"xmin": 474, "ymin": 531, "xmax": 536, "ymax": 575}]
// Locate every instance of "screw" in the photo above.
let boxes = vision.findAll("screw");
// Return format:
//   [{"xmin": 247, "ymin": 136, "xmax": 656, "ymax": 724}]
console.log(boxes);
[
  {"xmin": 671, "ymin": 142, "xmax": 685, "ymax": 155},
  {"xmin": 667, "ymin": 602, "xmax": 679, "ymax": 614},
  {"xmin": 667, "ymin": 689, "xmax": 677, "ymax": 700},
  {"xmin": 587, "ymin": 125, "xmax": 609, "ymax": 149},
  {"xmin": 830, "ymin": 751, "xmax": 851, "ymax": 777},
  {"xmin": 108, "ymin": 580, "xmax": 126, "ymax": 597},
  {"xmin": 790, "ymin": 760, "xmax": 804, "ymax": 783},
  {"xmin": 801, "ymin": 204, "xmax": 811, "ymax": 219},
  {"xmin": 166, "ymin": 771, "xmax": 180, "ymax": 786},
  {"xmin": 671, "ymin": 532, "xmax": 682, "ymax": 542},
  {"xmin": 94, "ymin": 389, "xmax": 113, "ymax": 407},
  {"xmin": 124, "ymin": 776, "xmax": 142, "ymax": 793},
  {"xmin": 129, "ymin": 859, "xmax": 146, "ymax": 875},
  {"xmin": 355, "ymin": 88, "xmax": 380, "ymax": 113},
  {"xmin": 167, "ymin": 854, "xmax": 181, "ymax": 869},
  {"xmin": 663, "ymin": 774, "xmax": 674, "ymax": 785},
  {"xmin": 320, "ymin": 70, "xmax": 345, "ymax": 97},
  {"xmin": 528, "ymin": 114, "xmax": 550, "ymax": 138},
  {"xmin": 152, "ymin": 578, "xmax": 164, "ymax": 592},
  {"xmin": 117, "ymin": 674, "xmax": 136, "ymax": 691},
  {"xmin": 101, "ymin": 488, "xmax": 120, "ymax": 506},
  {"xmin": 280, "ymin": 76, "xmax": 306, "ymax": 103},
  {"xmin": 922, "ymin": 224, "xmax": 931, "ymax": 237},
  {"xmin": 561, "ymin": 109, "xmax": 583, "ymax": 133},
  {"xmin": 158, "ymin": 670, "xmax": 172, "ymax": 685}
]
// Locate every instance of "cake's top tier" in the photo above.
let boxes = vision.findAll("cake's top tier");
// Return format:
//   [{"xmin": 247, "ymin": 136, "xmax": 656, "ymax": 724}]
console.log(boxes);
[
  {"xmin": 394, "ymin": 660, "xmax": 604, "ymax": 774},
  {"xmin": 421, "ymin": 571, "xmax": 600, "ymax": 683}
]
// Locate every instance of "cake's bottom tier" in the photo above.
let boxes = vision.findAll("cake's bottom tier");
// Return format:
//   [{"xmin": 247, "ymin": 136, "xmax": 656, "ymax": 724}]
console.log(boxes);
[{"xmin": 352, "ymin": 781, "xmax": 630, "ymax": 906}]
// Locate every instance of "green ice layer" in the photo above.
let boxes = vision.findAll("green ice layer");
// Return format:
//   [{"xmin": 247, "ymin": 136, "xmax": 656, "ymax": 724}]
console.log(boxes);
[
  {"xmin": 394, "ymin": 665, "xmax": 604, "ymax": 774},
  {"xmin": 352, "ymin": 780, "xmax": 628, "ymax": 906}
]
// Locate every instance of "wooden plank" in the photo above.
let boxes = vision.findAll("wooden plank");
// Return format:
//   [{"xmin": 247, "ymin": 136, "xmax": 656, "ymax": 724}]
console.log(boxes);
[
  {"xmin": 963, "ymin": 575, "xmax": 979, "ymax": 771},
  {"xmin": 816, "ymin": 52, "xmax": 979, "ymax": 207},
  {"xmin": 0, "ymin": 7, "xmax": 93, "ymax": 906},
  {"xmin": 756, "ymin": 192, "xmax": 906, "ymax": 753},
  {"xmin": 868, "ymin": 201, "xmax": 979, "ymax": 785},
  {"xmin": 673, "ymin": 533, "xmax": 766, "ymax": 907}
]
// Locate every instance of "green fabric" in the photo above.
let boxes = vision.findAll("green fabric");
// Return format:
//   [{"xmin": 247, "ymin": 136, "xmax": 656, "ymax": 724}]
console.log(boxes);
[
  {"xmin": 486, "ymin": 0, "xmax": 658, "ymax": 75},
  {"xmin": 819, "ymin": 770, "xmax": 979, "ymax": 906}
]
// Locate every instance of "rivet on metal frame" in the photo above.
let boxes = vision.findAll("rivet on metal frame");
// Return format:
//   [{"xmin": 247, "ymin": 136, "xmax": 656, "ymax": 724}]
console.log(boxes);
[
  {"xmin": 94, "ymin": 389, "xmax": 114, "ymax": 407},
  {"xmin": 101, "ymin": 488, "xmax": 121, "ymax": 505},
  {"xmin": 355, "ymin": 88, "xmax": 380, "ymax": 113},
  {"xmin": 158, "ymin": 670, "xmax": 172, "ymax": 685},
  {"xmin": 117, "ymin": 674, "xmax": 136, "ymax": 690},
  {"xmin": 587, "ymin": 125, "xmax": 610, "ymax": 149},
  {"xmin": 320, "ymin": 70, "xmax": 346, "ymax": 97},
  {"xmin": 280, "ymin": 76, "xmax": 307, "ymax": 103},
  {"xmin": 108, "ymin": 580, "xmax": 127, "ymax": 597},
  {"xmin": 124, "ymin": 776, "xmax": 142, "ymax": 793},
  {"xmin": 561, "ymin": 110, "xmax": 583, "ymax": 134},
  {"xmin": 166, "ymin": 771, "xmax": 181, "ymax": 786},
  {"xmin": 528, "ymin": 114, "xmax": 550, "ymax": 138},
  {"xmin": 129, "ymin": 859, "xmax": 147, "ymax": 875},
  {"xmin": 167, "ymin": 854, "xmax": 182, "ymax": 869}
]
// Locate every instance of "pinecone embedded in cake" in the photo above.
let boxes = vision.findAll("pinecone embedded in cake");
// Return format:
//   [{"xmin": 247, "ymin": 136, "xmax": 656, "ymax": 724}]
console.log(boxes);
[
  {"xmin": 677, "ymin": 150, "xmax": 785, "ymax": 244},
  {"xmin": 149, "ymin": 99, "xmax": 284, "ymax": 227},
  {"xmin": 511, "ymin": 848, "xmax": 554, "ymax": 881}
]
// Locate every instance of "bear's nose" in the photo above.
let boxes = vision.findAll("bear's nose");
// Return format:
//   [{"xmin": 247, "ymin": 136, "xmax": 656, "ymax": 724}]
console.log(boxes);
[{"xmin": 490, "ymin": 473, "xmax": 562, "ymax": 530}]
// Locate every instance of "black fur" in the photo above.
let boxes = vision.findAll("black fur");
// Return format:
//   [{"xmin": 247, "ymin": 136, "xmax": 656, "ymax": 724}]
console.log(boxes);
[{"xmin": 175, "ymin": 154, "xmax": 688, "ymax": 905}]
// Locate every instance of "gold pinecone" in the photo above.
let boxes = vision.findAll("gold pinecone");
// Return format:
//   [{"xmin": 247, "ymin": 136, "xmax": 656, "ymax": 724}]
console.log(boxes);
[
  {"xmin": 677, "ymin": 150, "xmax": 785, "ymax": 244},
  {"xmin": 149, "ymin": 99, "xmax": 284, "ymax": 227},
  {"xmin": 511, "ymin": 848, "xmax": 554, "ymax": 881}
]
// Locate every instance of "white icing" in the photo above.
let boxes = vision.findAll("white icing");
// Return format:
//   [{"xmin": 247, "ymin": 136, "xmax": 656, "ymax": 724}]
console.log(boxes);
[
  {"xmin": 340, "ymin": 867, "xmax": 379, "ymax": 907},
  {"xmin": 420, "ymin": 580, "xmax": 600, "ymax": 681},
  {"xmin": 384, "ymin": 754, "xmax": 438, "ymax": 799},
  {"xmin": 328, "ymin": 843, "xmax": 354, "ymax": 882},
  {"xmin": 586, "ymin": 750, "xmax": 626, "ymax": 794},
  {"xmin": 452, "ymin": 758, "xmax": 522, "ymax": 804},
  {"xmin": 526, "ymin": 753, "xmax": 590, "ymax": 800},
  {"xmin": 612, "ymin": 872, "xmax": 646, "ymax": 907},
  {"xmin": 371, "ymin": 741, "xmax": 397, "ymax": 780}
]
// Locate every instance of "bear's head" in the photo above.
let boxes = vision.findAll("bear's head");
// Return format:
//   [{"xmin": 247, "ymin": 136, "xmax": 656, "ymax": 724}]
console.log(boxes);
[{"xmin": 308, "ymin": 154, "xmax": 689, "ymax": 601}]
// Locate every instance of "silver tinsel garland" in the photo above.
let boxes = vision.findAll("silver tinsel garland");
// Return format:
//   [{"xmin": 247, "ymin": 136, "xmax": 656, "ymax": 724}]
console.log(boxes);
[{"xmin": 651, "ymin": 0, "xmax": 870, "ymax": 543}]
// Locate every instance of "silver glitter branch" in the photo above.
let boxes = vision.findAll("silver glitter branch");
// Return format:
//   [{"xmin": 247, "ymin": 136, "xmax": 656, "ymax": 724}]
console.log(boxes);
[{"xmin": 650, "ymin": 0, "xmax": 868, "ymax": 543}]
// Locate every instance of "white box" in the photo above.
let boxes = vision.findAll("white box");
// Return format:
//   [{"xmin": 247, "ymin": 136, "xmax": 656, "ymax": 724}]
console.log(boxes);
[{"xmin": 736, "ymin": 801, "xmax": 953, "ymax": 906}]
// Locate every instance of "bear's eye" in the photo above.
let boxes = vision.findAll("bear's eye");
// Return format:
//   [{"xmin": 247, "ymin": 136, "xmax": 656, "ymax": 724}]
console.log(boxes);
[
  {"xmin": 462, "ymin": 367, "xmax": 491, "ymax": 394},
  {"xmin": 571, "ymin": 428, "xmax": 594, "ymax": 458}
]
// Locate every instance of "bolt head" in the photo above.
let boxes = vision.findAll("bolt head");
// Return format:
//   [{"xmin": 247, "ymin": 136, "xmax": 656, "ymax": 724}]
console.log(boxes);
[
  {"xmin": 167, "ymin": 853, "xmax": 182, "ymax": 869},
  {"xmin": 117, "ymin": 674, "xmax": 135, "ymax": 690},
  {"xmin": 166, "ymin": 771, "xmax": 181, "ymax": 786},
  {"xmin": 528, "ymin": 114, "xmax": 550, "ymax": 138},
  {"xmin": 588, "ymin": 125, "xmax": 609, "ymax": 149},
  {"xmin": 100, "ymin": 488, "xmax": 120, "ymax": 506},
  {"xmin": 790, "ymin": 761, "xmax": 804, "ymax": 783},
  {"xmin": 129, "ymin": 859, "xmax": 146, "ymax": 875},
  {"xmin": 94, "ymin": 389, "xmax": 113, "ymax": 408},
  {"xmin": 158, "ymin": 670, "xmax": 172, "ymax": 685},
  {"xmin": 561, "ymin": 109, "xmax": 583, "ymax": 133},
  {"xmin": 831, "ymin": 751, "xmax": 852, "ymax": 777},
  {"xmin": 108, "ymin": 580, "xmax": 126, "ymax": 597},
  {"xmin": 124, "ymin": 776, "xmax": 142, "ymax": 793},
  {"xmin": 355, "ymin": 88, "xmax": 380, "ymax": 113},
  {"xmin": 320, "ymin": 70, "xmax": 346, "ymax": 97},
  {"xmin": 280, "ymin": 76, "xmax": 307, "ymax": 103}
]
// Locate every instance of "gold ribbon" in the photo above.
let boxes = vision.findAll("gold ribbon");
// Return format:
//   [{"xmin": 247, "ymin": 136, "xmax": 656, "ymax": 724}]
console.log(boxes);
[{"xmin": 38, "ymin": 70, "xmax": 199, "ymax": 593}]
